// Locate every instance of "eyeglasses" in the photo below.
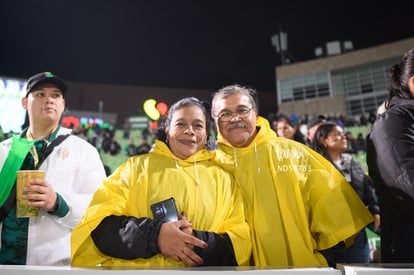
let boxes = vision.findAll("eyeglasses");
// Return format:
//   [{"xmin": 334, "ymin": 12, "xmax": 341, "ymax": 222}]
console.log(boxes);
[{"xmin": 215, "ymin": 107, "xmax": 254, "ymax": 122}]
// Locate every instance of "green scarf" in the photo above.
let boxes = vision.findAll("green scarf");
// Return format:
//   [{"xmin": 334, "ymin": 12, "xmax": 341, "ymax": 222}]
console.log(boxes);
[{"xmin": 0, "ymin": 135, "xmax": 34, "ymax": 206}]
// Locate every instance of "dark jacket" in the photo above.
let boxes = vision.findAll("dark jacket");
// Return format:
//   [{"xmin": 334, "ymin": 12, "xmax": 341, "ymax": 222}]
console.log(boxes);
[
  {"xmin": 347, "ymin": 158, "xmax": 379, "ymax": 216},
  {"xmin": 366, "ymin": 97, "xmax": 414, "ymax": 263}
]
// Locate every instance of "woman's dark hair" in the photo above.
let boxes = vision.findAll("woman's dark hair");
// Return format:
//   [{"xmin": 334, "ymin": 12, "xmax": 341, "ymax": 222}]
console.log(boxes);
[
  {"xmin": 275, "ymin": 113, "xmax": 306, "ymax": 144},
  {"xmin": 156, "ymin": 97, "xmax": 209, "ymax": 143},
  {"xmin": 385, "ymin": 48, "xmax": 414, "ymax": 109},
  {"xmin": 276, "ymin": 113, "xmax": 297, "ymax": 127},
  {"xmin": 309, "ymin": 121, "xmax": 338, "ymax": 164}
]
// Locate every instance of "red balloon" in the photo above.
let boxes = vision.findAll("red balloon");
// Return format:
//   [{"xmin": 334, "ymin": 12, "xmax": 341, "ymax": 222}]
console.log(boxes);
[
  {"xmin": 62, "ymin": 116, "xmax": 80, "ymax": 128},
  {"xmin": 156, "ymin": 102, "xmax": 168, "ymax": 116},
  {"xmin": 149, "ymin": 121, "xmax": 158, "ymax": 129}
]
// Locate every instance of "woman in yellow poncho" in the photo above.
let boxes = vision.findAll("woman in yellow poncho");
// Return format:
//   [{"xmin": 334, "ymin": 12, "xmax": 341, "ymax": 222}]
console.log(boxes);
[
  {"xmin": 71, "ymin": 97, "xmax": 251, "ymax": 267},
  {"xmin": 211, "ymin": 85, "xmax": 374, "ymax": 268}
]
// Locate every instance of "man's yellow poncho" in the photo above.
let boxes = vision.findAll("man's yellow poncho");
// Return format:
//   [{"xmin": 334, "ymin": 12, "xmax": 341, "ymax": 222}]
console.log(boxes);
[
  {"xmin": 215, "ymin": 116, "xmax": 374, "ymax": 267},
  {"xmin": 71, "ymin": 140, "xmax": 251, "ymax": 267}
]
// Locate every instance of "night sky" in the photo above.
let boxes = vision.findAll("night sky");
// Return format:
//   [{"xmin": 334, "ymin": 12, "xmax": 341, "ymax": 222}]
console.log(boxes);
[{"xmin": 1, "ymin": 0, "xmax": 412, "ymax": 92}]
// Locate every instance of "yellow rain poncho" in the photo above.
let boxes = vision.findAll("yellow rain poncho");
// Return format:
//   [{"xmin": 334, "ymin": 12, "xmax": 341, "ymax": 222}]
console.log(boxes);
[
  {"xmin": 215, "ymin": 116, "xmax": 374, "ymax": 267},
  {"xmin": 71, "ymin": 140, "xmax": 251, "ymax": 267}
]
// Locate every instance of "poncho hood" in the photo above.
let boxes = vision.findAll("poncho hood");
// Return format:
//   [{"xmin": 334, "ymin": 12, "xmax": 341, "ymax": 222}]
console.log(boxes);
[{"xmin": 216, "ymin": 116, "xmax": 276, "ymax": 156}]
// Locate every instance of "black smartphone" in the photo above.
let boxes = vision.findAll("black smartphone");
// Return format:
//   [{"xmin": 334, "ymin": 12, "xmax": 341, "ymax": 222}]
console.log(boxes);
[{"xmin": 150, "ymin": 197, "xmax": 180, "ymax": 222}]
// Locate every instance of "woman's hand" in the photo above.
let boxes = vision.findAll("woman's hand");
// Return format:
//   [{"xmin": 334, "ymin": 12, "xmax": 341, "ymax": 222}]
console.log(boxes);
[
  {"xmin": 179, "ymin": 212, "xmax": 193, "ymax": 236},
  {"xmin": 158, "ymin": 218, "xmax": 207, "ymax": 266}
]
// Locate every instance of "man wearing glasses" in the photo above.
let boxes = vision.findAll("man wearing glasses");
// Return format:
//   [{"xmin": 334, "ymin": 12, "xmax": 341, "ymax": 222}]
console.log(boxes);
[{"xmin": 211, "ymin": 84, "xmax": 374, "ymax": 268}]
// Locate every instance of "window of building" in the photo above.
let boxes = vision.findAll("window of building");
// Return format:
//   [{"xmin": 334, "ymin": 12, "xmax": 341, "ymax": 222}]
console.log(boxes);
[
  {"xmin": 361, "ymin": 84, "xmax": 373, "ymax": 94},
  {"xmin": 348, "ymin": 99, "xmax": 363, "ymax": 115},
  {"xmin": 305, "ymin": 85, "xmax": 316, "ymax": 98},
  {"xmin": 363, "ymin": 97, "xmax": 377, "ymax": 113},
  {"xmin": 317, "ymin": 83, "xmax": 330, "ymax": 96},
  {"xmin": 278, "ymin": 72, "xmax": 330, "ymax": 104},
  {"xmin": 293, "ymin": 87, "xmax": 304, "ymax": 100}
]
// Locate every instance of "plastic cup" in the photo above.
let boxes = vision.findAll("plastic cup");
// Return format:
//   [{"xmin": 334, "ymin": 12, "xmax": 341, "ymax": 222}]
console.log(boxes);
[{"xmin": 16, "ymin": 170, "xmax": 45, "ymax": 218}]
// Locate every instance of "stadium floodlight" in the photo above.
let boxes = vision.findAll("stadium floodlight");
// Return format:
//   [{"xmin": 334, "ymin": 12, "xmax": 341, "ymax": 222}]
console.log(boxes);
[{"xmin": 271, "ymin": 25, "xmax": 289, "ymax": 65}]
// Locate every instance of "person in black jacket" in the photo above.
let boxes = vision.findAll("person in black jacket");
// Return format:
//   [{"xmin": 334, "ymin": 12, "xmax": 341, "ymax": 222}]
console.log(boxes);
[
  {"xmin": 311, "ymin": 121, "xmax": 380, "ymax": 263},
  {"xmin": 366, "ymin": 47, "xmax": 414, "ymax": 263}
]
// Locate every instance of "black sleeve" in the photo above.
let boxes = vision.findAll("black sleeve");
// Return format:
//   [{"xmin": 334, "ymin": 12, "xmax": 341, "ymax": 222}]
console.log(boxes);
[
  {"xmin": 363, "ymin": 175, "xmax": 380, "ymax": 215},
  {"xmin": 193, "ymin": 230, "xmax": 237, "ymax": 266},
  {"xmin": 318, "ymin": 241, "xmax": 346, "ymax": 268},
  {"xmin": 352, "ymin": 160, "xmax": 380, "ymax": 215},
  {"xmin": 91, "ymin": 215, "xmax": 163, "ymax": 260}
]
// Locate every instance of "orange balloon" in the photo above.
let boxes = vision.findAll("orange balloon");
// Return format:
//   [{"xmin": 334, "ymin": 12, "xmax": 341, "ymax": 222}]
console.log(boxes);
[
  {"xmin": 150, "ymin": 121, "xmax": 158, "ymax": 129},
  {"xmin": 156, "ymin": 102, "xmax": 168, "ymax": 116}
]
